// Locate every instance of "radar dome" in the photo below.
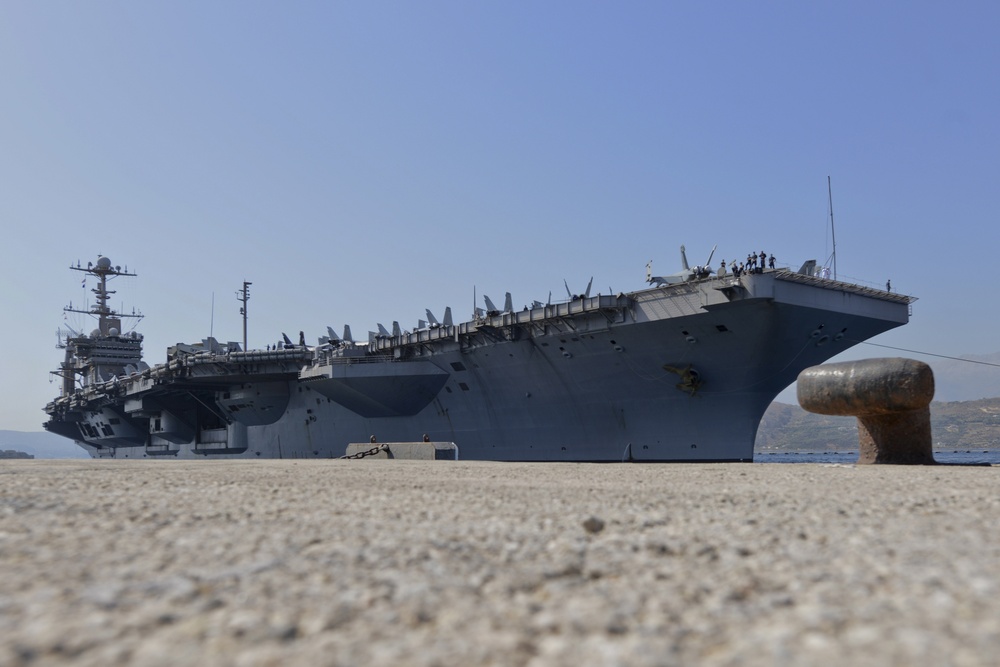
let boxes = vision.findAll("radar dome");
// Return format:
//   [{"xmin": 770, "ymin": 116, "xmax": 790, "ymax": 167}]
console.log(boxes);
[
  {"xmin": 109, "ymin": 327, "xmax": 119, "ymax": 336},
  {"xmin": 97, "ymin": 256, "xmax": 112, "ymax": 269},
  {"xmin": 90, "ymin": 329, "xmax": 101, "ymax": 337}
]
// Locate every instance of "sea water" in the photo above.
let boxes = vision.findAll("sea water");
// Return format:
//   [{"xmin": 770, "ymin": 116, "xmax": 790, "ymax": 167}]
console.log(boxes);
[{"xmin": 756, "ymin": 450, "xmax": 1000, "ymax": 465}]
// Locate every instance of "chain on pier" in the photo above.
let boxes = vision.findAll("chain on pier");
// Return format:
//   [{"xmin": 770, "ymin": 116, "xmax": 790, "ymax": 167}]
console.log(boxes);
[{"xmin": 340, "ymin": 444, "xmax": 388, "ymax": 460}]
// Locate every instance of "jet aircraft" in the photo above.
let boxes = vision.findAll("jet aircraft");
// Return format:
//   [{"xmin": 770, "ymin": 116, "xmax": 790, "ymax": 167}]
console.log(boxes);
[{"xmin": 646, "ymin": 245, "xmax": 717, "ymax": 286}]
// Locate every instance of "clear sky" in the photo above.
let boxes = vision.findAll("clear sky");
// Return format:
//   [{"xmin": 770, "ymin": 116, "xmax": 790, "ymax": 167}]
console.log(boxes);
[{"xmin": 2, "ymin": 2, "xmax": 999, "ymax": 432}]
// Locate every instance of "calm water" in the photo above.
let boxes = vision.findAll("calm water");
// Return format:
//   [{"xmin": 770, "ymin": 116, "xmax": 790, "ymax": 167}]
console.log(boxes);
[{"xmin": 755, "ymin": 450, "xmax": 1000, "ymax": 465}]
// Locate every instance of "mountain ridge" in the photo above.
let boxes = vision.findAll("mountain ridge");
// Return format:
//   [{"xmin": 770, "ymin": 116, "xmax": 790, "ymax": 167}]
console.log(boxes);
[{"xmin": 759, "ymin": 398, "xmax": 1000, "ymax": 452}]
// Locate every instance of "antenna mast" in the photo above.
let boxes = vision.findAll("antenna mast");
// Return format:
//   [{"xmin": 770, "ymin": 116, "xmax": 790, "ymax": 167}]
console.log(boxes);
[
  {"xmin": 237, "ymin": 281, "xmax": 251, "ymax": 351},
  {"xmin": 66, "ymin": 256, "xmax": 142, "ymax": 334},
  {"xmin": 827, "ymin": 175, "xmax": 838, "ymax": 281}
]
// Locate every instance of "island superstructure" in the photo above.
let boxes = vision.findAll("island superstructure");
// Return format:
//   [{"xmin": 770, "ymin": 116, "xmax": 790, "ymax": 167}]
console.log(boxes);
[{"xmin": 44, "ymin": 253, "xmax": 915, "ymax": 461}]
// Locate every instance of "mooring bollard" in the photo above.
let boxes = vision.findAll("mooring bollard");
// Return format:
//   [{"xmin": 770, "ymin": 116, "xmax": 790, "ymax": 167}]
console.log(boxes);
[{"xmin": 797, "ymin": 357, "xmax": 936, "ymax": 464}]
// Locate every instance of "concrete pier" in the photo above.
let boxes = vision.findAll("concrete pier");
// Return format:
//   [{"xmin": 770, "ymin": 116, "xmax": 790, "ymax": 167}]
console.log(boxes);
[{"xmin": 2, "ymin": 460, "xmax": 998, "ymax": 666}]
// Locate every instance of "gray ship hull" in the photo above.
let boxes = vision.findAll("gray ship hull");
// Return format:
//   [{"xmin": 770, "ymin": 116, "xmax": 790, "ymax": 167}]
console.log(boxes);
[{"xmin": 46, "ymin": 270, "xmax": 912, "ymax": 461}]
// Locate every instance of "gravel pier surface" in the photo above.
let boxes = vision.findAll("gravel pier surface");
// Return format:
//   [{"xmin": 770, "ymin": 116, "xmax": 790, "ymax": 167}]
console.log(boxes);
[{"xmin": 2, "ymin": 460, "xmax": 998, "ymax": 666}]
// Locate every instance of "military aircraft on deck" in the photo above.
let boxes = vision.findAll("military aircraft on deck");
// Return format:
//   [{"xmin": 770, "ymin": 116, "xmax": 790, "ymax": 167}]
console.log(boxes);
[{"xmin": 646, "ymin": 245, "xmax": 717, "ymax": 286}]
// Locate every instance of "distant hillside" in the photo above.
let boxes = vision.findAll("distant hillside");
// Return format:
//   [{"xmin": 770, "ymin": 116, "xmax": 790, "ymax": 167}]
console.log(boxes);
[
  {"xmin": 1, "ymin": 450, "xmax": 34, "ymax": 459},
  {"xmin": 758, "ymin": 398, "xmax": 1000, "ymax": 452},
  {"xmin": 0, "ymin": 430, "xmax": 89, "ymax": 459},
  {"xmin": 926, "ymin": 352, "xmax": 1000, "ymax": 402}
]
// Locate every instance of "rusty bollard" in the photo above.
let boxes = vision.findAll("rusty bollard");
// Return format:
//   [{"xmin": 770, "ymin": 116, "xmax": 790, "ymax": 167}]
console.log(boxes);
[{"xmin": 797, "ymin": 358, "xmax": 936, "ymax": 464}]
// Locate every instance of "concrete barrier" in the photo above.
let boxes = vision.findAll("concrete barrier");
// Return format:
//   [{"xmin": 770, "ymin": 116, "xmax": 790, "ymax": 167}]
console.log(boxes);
[{"xmin": 344, "ymin": 441, "xmax": 459, "ymax": 460}]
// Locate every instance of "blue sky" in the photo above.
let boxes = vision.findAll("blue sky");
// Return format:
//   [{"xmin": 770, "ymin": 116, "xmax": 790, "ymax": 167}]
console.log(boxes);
[{"xmin": 2, "ymin": 2, "xmax": 999, "ymax": 431}]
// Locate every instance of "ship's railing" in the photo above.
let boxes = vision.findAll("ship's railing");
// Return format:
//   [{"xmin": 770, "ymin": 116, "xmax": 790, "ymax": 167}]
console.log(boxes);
[
  {"xmin": 773, "ymin": 270, "xmax": 916, "ymax": 304},
  {"xmin": 47, "ymin": 346, "xmax": 313, "ymax": 410},
  {"xmin": 210, "ymin": 348, "xmax": 312, "ymax": 364},
  {"xmin": 162, "ymin": 347, "xmax": 311, "ymax": 371},
  {"xmin": 487, "ymin": 293, "xmax": 629, "ymax": 326},
  {"xmin": 366, "ymin": 293, "xmax": 632, "ymax": 353},
  {"xmin": 314, "ymin": 353, "xmax": 396, "ymax": 367}
]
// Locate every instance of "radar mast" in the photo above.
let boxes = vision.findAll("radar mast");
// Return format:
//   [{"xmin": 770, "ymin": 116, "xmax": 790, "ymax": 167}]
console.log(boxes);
[
  {"xmin": 65, "ymin": 255, "xmax": 142, "ymax": 336},
  {"xmin": 54, "ymin": 256, "xmax": 145, "ymax": 396}
]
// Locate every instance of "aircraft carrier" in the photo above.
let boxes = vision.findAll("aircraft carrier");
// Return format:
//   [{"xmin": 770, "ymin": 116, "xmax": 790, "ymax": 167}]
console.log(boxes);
[{"xmin": 44, "ymin": 253, "xmax": 914, "ymax": 461}]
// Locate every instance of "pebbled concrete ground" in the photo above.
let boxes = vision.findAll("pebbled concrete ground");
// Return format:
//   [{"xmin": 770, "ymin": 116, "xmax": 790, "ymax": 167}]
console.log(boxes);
[{"xmin": 1, "ymin": 460, "xmax": 998, "ymax": 666}]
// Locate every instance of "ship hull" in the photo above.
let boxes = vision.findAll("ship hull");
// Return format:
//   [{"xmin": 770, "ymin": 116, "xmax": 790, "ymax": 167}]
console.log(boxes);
[{"xmin": 47, "ymin": 271, "xmax": 913, "ymax": 462}]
